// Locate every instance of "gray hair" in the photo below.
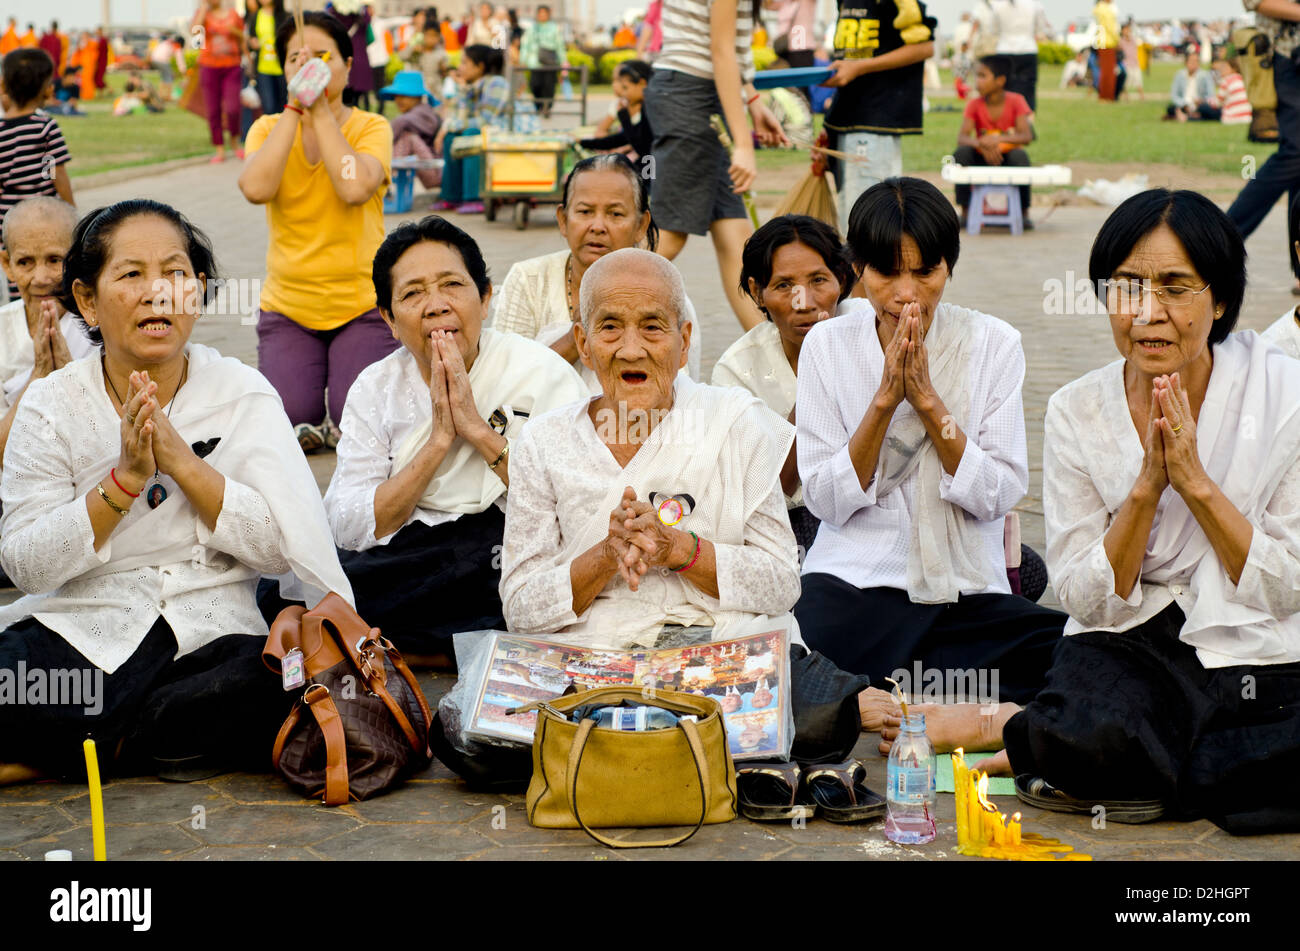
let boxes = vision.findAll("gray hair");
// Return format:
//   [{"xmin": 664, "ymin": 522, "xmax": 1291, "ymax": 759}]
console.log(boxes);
[
  {"xmin": 579, "ymin": 247, "xmax": 687, "ymax": 332},
  {"xmin": 1, "ymin": 196, "xmax": 78, "ymax": 250}
]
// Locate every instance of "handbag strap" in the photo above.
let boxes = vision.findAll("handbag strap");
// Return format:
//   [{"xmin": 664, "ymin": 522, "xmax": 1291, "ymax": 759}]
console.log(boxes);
[
  {"xmin": 565, "ymin": 717, "xmax": 711, "ymax": 849},
  {"xmin": 303, "ymin": 684, "xmax": 351, "ymax": 806}
]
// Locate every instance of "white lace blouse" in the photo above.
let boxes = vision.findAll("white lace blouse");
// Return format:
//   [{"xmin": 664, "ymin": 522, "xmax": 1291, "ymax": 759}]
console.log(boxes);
[
  {"xmin": 490, "ymin": 248, "xmax": 703, "ymax": 392},
  {"xmin": 1262, "ymin": 307, "xmax": 1300, "ymax": 360},
  {"xmin": 0, "ymin": 348, "xmax": 332, "ymax": 674}
]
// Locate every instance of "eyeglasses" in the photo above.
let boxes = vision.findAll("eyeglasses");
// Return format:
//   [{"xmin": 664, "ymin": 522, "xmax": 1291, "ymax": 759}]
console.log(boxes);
[{"xmin": 1101, "ymin": 279, "xmax": 1212, "ymax": 312}]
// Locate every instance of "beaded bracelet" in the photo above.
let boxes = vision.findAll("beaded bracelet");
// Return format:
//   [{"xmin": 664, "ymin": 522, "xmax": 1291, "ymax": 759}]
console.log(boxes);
[{"xmin": 670, "ymin": 530, "xmax": 700, "ymax": 573}]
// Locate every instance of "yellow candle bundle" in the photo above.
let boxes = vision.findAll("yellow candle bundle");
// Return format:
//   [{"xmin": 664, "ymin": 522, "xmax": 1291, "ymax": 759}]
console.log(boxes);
[{"xmin": 951, "ymin": 749, "xmax": 1089, "ymax": 861}]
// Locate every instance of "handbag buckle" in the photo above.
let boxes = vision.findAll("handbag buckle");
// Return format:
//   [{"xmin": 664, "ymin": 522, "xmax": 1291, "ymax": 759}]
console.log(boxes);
[{"xmin": 303, "ymin": 683, "xmax": 330, "ymax": 704}]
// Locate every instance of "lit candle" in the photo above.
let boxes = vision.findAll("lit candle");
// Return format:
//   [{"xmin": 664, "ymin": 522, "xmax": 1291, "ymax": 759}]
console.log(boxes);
[
  {"xmin": 993, "ymin": 813, "xmax": 1007, "ymax": 846},
  {"xmin": 968, "ymin": 772, "xmax": 984, "ymax": 841},
  {"xmin": 83, "ymin": 738, "xmax": 106, "ymax": 862},
  {"xmin": 1010, "ymin": 812, "xmax": 1022, "ymax": 847}
]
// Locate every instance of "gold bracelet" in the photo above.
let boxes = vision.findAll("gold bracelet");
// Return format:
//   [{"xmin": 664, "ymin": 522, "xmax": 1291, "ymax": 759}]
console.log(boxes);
[
  {"xmin": 488, "ymin": 441, "xmax": 510, "ymax": 470},
  {"xmin": 96, "ymin": 482, "xmax": 130, "ymax": 517}
]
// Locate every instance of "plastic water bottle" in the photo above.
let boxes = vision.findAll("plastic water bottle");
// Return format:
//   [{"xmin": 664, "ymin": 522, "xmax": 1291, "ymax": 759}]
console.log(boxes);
[{"xmin": 884, "ymin": 712, "xmax": 936, "ymax": 844}]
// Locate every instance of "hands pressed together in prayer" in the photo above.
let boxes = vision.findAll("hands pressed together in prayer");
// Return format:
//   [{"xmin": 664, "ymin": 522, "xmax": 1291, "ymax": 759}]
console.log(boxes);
[
  {"xmin": 115, "ymin": 370, "xmax": 198, "ymax": 494},
  {"xmin": 601, "ymin": 486, "xmax": 697, "ymax": 591},
  {"xmin": 876, "ymin": 302, "xmax": 940, "ymax": 414},
  {"xmin": 28, "ymin": 299, "xmax": 73, "ymax": 382},
  {"xmin": 1135, "ymin": 371, "xmax": 1208, "ymax": 502},
  {"xmin": 424, "ymin": 329, "xmax": 495, "ymax": 451}
]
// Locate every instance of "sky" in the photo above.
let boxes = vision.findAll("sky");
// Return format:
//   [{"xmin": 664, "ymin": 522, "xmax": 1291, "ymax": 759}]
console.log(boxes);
[{"xmin": 14, "ymin": 0, "xmax": 1247, "ymax": 36}]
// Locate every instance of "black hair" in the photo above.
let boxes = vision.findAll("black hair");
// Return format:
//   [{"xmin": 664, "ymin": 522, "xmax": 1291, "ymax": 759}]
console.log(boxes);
[
  {"xmin": 978, "ymin": 54, "xmax": 1011, "ymax": 81},
  {"xmin": 275, "ymin": 10, "xmax": 353, "ymax": 72},
  {"xmin": 60, "ymin": 200, "xmax": 219, "ymax": 346},
  {"xmin": 559, "ymin": 153, "xmax": 659, "ymax": 252},
  {"xmin": 740, "ymin": 215, "xmax": 854, "ymax": 313},
  {"xmin": 1088, "ymin": 188, "xmax": 1245, "ymax": 345},
  {"xmin": 537, "ymin": 4, "xmax": 551, "ymax": 13},
  {"xmin": 462, "ymin": 43, "xmax": 504, "ymax": 75},
  {"xmin": 846, "ymin": 177, "xmax": 960, "ymax": 277},
  {"xmin": 1, "ymin": 48, "xmax": 54, "ymax": 106},
  {"xmin": 615, "ymin": 59, "xmax": 652, "ymax": 84},
  {"xmin": 372, "ymin": 215, "xmax": 491, "ymax": 312}
]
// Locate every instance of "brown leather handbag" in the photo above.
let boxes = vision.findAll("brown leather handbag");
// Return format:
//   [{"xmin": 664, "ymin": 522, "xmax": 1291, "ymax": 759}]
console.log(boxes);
[{"xmin": 263, "ymin": 593, "xmax": 434, "ymax": 805}]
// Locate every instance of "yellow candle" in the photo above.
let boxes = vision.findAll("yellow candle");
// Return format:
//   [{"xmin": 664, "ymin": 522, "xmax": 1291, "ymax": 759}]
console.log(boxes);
[
  {"xmin": 968, "ymin": 773, "xmax": 984, "ymax": 840},
  {"xmin": 1010, "ymin": 812, "xmax": 1022, "ymax": 847},
  {"xmin": 953, "ymin": 750, "xmax": 969, "ymax": 845},
  {"xmin": 83, "ymin": 738, "xmax": 106, "ymax": 862},
  {"xmin": 993, "ymin": 813, "xmax": 1007, "ymax": 846}
]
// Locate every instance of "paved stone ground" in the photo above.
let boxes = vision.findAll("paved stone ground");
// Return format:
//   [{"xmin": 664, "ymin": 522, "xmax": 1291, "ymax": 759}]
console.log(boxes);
[{"xmin": 1, "ymin": 157, "xmax": 1297, "ymax": 860}]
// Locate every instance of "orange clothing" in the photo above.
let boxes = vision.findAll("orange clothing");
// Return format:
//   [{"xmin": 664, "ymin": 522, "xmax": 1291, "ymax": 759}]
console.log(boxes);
[
  {"xmin": 0, "ymin": 27, "xmax": 18, "ymax": 55},
  {"xmin": 613, "ymin": 26, "xmax": 636, "ymax": 48},
  {"xmin": 441, "ymin": 21, "xmax": 460, "ymax": 52},
  {"xmin": 19, "ymin": 29, "xmax": 37, "ymax": 48},
  {"xmin": 199, "ymin": 9, "xmax": 243, "ymax": 69}
]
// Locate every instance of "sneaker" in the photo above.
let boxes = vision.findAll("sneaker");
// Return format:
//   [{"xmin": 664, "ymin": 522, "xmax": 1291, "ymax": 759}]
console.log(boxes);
[
  {"xmin": 322, "ymin": 423, "xmax": 342, "ymax": 450},
  {"xmin": 455, "ymin": 201, "xmax": 485, "ymax": 214},
  {"xmin": 294, "ymin": 422, "xmax": 325, "ymax": 453},
  {"xmin": 1014, "ymin": 774, "xmax": 1165, "ymax": 824},
  {"xmin": 432, "ymin": 200, "xmax": 456, "ymax": 211}
]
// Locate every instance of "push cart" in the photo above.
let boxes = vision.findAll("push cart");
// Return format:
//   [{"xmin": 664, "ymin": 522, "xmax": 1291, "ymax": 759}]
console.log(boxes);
[{"xmin": 478, "ymin": 129, "xmax": 576, "ymax": 229}]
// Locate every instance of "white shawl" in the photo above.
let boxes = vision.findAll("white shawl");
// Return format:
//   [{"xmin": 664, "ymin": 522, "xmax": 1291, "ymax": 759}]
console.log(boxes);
[
  {"xmin": 1136, "ymin": 333, "xmax": 1300, "ymax": 664},
  {"xmin": 389, "ymin": 328, "xmax": 589, "ymax": 514},
  {"xmin": 875, "ymin": 303, "xmax": 1005, "ymax": 603},
  {"xmin": 559, "ymin": 376, "xmax": 793, "ymax": 646}
]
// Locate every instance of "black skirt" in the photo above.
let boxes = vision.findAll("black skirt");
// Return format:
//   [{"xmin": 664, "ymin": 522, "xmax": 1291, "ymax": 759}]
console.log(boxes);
[
  {"xmin": 338, "ymin": 506, "xmax": 507, "ymax": 659},
  {"xmin": 0, "ymin": 616, "xmax": 291, "ymax": 781},
  {"xmin": 1003, "ymin": 604, "xmax": 1300, "ymax": 835}
]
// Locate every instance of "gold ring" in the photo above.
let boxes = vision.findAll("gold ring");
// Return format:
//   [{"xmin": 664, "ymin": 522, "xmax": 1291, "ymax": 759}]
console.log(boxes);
[
  {"xmin": 126, "ymin": 414, "xmax": 136, "ymax": 425},
  {"xmin": 1171, "ymin": 423, "xmax": 1183, "ymax": 434}
]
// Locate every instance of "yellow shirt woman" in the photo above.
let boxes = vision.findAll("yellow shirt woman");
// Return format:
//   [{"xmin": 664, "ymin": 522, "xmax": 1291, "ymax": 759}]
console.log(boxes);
[{"xmin": 244, "ymin": 108, "xmax": 392, "ymax": 330}]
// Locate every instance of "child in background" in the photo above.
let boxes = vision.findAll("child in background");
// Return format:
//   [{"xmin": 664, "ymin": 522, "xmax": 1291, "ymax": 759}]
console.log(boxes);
[
  {"xmin": 1214, "ymin": 55, "xmax": 1251, "ymax": 126},
  {"xmin": 579, "ymin": 59, "xmax": 652, "ymax": 160},
  {"xmin": 952, "ymin": 54, "xmax": 1033, "ymax": 227},
  {"xmin": 0, "ymin": 48, "xmax": 74, "ymax": 298},
  {"xmin": 952, "ymin": 40, "xmax": 973, "ymax": 98},
  {"xmin": 382, "ymin": 70, "xmax": 443, "ymax": 189},
  {"xmin": 1060, "ymin": 48, "xmax": 1088, "ymax": 88}
]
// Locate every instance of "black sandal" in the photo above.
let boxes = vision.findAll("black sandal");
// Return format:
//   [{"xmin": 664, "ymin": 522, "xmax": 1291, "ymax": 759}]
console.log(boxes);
[
  {"xmin": 736, "ymin": 762, "xmax": 816, "ymax": 822},
  {"xmin": 804, "ymin": 760, "xmax": 886, "ymax": 824},
  {"xmin": 1014, "ymin": 774, "xmax": 1165, "ymax": 824}
]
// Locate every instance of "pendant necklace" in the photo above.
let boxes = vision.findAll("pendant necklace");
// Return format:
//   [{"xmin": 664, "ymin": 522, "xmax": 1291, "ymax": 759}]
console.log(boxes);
[{"xmin": 104, "ymin": 358, "xmax": 189, "ymax": 509}]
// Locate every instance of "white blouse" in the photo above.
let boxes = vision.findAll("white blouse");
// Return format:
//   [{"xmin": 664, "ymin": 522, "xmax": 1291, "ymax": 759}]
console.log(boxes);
[
  {"xmin": 490, "ymin": 248, "xmax": 703, "ymax": 392},
  {"xmin": 0, "ymin": 346, "xmax": 346, "ymax": 674},
  {"xmin": 1043, "ymin": 338, "xmax": 1300, "ymax": 667},
  {"xmin": 0, "ymin": 300, "xmax": 96, "ymax": 411},
  {"xmin": 324, "ymin": 335, "xmax": 589, "ymax": 551},
  {"xmin": 1262, "ymin": 307, "xmax": 1300, "ymax": 360},
  {"xmin": 796, "ymin": 303, "xmax": 1028, "ymax": 594},
  {"xmin": 499, "ymin": 385, "xmax": 801, "ymax": 646}
]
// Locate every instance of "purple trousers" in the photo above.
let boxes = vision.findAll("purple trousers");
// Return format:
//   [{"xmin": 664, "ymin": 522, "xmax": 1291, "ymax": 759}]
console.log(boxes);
[
  {"xmin": 256, "ymin": 307, "xmax": 399, "ymax": 426},
  {"xmin": 201, "ymin": 64, "xmax": 242, "ymax": 147}
]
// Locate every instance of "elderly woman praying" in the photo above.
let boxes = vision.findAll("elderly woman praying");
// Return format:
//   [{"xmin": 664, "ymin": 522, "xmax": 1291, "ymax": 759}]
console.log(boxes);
[{"xmin": 499, "ymin": 247, "xmax": 801, "ymax": 650}]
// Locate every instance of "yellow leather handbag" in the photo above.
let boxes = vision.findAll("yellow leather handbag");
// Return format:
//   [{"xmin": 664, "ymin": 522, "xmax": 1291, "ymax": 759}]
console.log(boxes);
[{"xmin": 512, "ymin": 686, "xmax": 737, "ymax": 848}]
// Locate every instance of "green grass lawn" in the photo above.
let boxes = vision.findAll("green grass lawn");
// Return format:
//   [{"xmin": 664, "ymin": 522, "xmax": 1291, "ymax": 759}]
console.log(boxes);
[
  {"xmin": 59, "ymin": 62, "xmax": 1272, "ymax": 182},
  {"xmin": 757, "ymin": 59, "xmax": 1275, "ymax": 183}
]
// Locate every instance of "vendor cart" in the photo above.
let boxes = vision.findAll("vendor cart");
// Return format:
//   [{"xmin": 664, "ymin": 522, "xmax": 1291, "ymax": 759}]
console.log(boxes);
[{"xmin": 478, "ymin": 129, "xmax": 576, "ymax": 229}]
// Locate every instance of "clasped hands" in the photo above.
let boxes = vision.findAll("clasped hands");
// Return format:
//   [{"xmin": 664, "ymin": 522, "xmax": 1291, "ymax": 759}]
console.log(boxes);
[
  {"xmin": 1136, "ymin": 371, "xmax": 1207, "ymax": 501},
  {"xmin": 29, "ymin": 298, "xmax": 72, "ymax": 380},
  {"xmin": 424, "ymin": 329, "xmax": 491, "ymax": 451},
  {"xmin": 976, "ymin": 132, "xmax": 1003, "ymax": 166},
  {"xmin": 876, "ymin": 301, "xmax": 940, "ymax": 414},
  {"xmin": 115, "ymin": 370, "xmax": 195, "ymax": 494},
  {"xmin": 602, "ymin": 486, "xmax": 692, "ymax": 591}
]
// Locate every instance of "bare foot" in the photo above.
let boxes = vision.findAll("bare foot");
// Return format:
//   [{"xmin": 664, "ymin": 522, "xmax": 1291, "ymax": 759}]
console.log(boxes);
[
  {"xmin": 876, "ymin": 701, "xmax": 1020, "ymax": 756},
  {"xmin": 857, "ymin": 686, "xmax": 902, "ymax": 732},
  {"xmin": 0, "ymin": 762, "xmax": 44, "ymax": 785}
]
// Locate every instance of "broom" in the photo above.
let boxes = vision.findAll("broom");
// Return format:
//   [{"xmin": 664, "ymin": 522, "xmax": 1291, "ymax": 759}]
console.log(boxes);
[{"xmin": 772, "ymin": 129, "xmax": 840, "ymax": 232}]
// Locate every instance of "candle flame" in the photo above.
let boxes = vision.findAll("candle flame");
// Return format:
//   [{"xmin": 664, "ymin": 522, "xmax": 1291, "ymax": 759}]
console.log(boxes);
[
  {"xmin": 1012, "ymin": 812, "xmax": 1021, "ymax": 822},
  {"xmin": 976, "ymin": 772, "xmax": 996, "ymax": 812}
]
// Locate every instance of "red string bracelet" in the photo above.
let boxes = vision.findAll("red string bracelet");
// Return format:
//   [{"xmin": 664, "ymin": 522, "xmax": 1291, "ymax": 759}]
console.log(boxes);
[
  {"xmin": 286, "ymin": 103, "xmax": 303, "ymax": 115},
  {"xmin": 671, "ymin": 531, "xmax": 700, "ymax": 573},
  {"xmin": 110, "ymin": 467, "xmax": 139, "ymax": 498}
]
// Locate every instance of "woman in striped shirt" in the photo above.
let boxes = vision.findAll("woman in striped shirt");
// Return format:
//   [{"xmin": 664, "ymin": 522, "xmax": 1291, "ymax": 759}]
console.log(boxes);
[{"xmin": 645, "ymin": 0, "xmax": 788, "ymax": 332}]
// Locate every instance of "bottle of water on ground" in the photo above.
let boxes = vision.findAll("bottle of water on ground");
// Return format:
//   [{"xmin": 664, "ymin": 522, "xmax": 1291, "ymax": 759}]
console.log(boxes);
[{"xmin": 885, "ymin": 712, "xmax": 936, "ymax": 844}]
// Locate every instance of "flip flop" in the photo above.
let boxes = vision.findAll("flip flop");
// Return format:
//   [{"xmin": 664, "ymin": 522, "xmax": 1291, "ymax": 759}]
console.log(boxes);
[
  {"xmin": 804, "ymin": 760, "xmax": 886, "ymax": 824},
  {"xmin": 1014, "ymin": 774, "xmax": 1165, "ymax": 824},
  {"xmin": 295, "ymin": 422, "xmax": 325, "ymax": 453},
  {"xmin": 736, "ymin": 762, "xmax": 816, "ymax": 822}
]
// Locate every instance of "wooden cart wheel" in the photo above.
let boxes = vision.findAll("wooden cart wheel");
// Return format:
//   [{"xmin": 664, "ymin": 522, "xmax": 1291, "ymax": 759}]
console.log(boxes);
[
  {"xmin": 513, "ymin": 201, "xmax": 529, "ymax": 230},
  {"xmin": 484, "ymin": 198, "xmax": 498, "ymax": 222}
]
